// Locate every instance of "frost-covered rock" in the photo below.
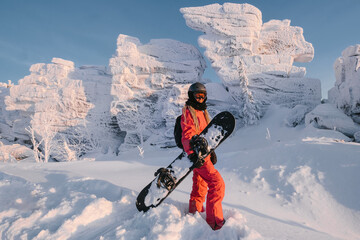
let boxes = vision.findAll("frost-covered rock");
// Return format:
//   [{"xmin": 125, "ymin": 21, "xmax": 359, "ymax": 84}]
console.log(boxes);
[
  {"xmin": 354, "ymin": 131, "xmax": 360, "ymax": 143},
  {"xmin": 5, "ymin": 58, "xmax": 92, "ymax": 136},
  {"xmin": 3, "ymin": 58, "xmax": 122, "ymax": 161},
  {"xmin": 305, "ymin": 103, "xmax": 360, "ymax": 138},
  {"xmin": 0, "ymin": 142, "xmax": 33, "ymax": 162},
  {"xmin": 0, "ymin": 80, "xmax": 14, "ymax": 88},
  {"xmin": 109, "ymin": 34, "xmax": 207, "ymax": 150},
  {"xmin": 68, "ymin": 65, "xmax": 124, "ymax": 155},
  {"xmin": 328, "ymin": 44, "xmax": 360, "ymax": 124},
  {"xmin": 0, "ymin": 85, "xmax": 12, "ymax": 141},
  {"xmin": 181, "ymin": 3, "xmax": 320, "ymax": 123},
  {"xmin": 259, "ymin": 20, "xmax": 313, "ymax": 63},
  {"xmin": 206, "ymin": 82, "xmax": 236, "ymax": 104},
  {"xmin": 285, "ymin": 104, "xmax": 312, "ymax": 127}
]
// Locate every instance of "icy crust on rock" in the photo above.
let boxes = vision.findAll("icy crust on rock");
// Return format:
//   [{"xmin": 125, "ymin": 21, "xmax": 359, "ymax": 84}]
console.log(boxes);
[
  {"xmin": 109, "ymin": 34, "xmax": 207, "ymax": 150},
  {"xmin": 181, "ymin": 3, "xmax": 320, "ymax": 121},
  {"xmin": 110, "ymin": 35, "xmax": 206, "ymax": 88},
  {"xmin": 259, "ymin": 20, "xmax": 313, "ymax": 62},
  {"xmin": 328, "ymin": 44, "xmax": 360, "ymax": 124}
]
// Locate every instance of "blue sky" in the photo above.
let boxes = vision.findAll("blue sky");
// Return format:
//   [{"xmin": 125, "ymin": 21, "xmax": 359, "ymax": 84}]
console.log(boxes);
[{"xmin": 1, "ymin": 0, "xmax": 359, "ymax": 98}]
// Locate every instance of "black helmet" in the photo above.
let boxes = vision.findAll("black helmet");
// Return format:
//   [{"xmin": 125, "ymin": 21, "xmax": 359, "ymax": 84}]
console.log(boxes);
[
  {"xmin": 188, "ymin": 82, "xmax": 207, "ymax": 103},
  {"xmin": 188, "ymin": 82, "xmax": 207, "ymax": 95}
]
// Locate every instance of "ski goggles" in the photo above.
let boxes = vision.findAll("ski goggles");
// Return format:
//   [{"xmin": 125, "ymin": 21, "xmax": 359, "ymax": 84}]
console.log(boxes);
[{"xmin": 194, "ymin": 92, "xmax": 206, "ymax": 100}]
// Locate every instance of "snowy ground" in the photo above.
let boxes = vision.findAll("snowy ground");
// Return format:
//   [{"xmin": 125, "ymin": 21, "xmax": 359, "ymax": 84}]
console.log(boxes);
[{"xmin": 0, "ymin": 105, "xmax": 359, "ymax": 240}]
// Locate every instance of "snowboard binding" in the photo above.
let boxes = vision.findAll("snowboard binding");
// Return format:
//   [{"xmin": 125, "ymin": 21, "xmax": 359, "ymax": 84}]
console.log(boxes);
[
  {"xmin": 190, "ymin": 135, "xmax": 209, "ymax": 156},
  {"xmin": 155, "ymin": 168, "xmax": 176, "ymax": 191}
]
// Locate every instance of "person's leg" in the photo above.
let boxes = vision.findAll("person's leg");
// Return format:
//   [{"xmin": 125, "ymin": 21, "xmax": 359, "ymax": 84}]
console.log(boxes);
[
  {"xmin": 189, "ymin": 169, "xmax": 208, "ymax": 213},
  {"xmin": 196, "ymin": 160, "xmax": 225, "ymax": 230}
]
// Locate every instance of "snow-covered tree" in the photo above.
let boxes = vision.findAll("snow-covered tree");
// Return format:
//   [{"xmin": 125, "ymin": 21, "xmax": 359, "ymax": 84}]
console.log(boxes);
[
  {"xmin": 58, "ymin": 120, "xmax": 102, "ymax": 160},
  {"xmin": 113, "ymin": 98, "xmax": 154, "ymax": 151},
  {"xmin": 25, "ymin": 125, "xmax": 43, "ymax": 163},
  {"xmin": 30, "ymin": 111, "xmax": 58, "ymax": 162},
  {"xmin": 232, "ymin": 59, "xmax": 260, "ymax": 125}
]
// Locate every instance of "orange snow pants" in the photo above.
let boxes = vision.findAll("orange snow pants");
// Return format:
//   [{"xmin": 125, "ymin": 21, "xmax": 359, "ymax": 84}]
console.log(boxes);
[{"xmin": 189, "ymin": 157, "xmax": 225, "ymax": 230}]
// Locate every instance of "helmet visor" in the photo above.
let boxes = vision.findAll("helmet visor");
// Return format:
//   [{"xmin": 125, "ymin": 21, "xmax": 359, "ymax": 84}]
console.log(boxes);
[{"xmin": 194, "ymin": 92, "xmax": 206, "ymax": 100}]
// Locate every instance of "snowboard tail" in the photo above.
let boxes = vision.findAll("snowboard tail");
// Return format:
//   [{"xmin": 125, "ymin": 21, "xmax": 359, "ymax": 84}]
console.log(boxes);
[{"xmin": 136, "ymin": 111, "xmax": 235, "ymax": 212}]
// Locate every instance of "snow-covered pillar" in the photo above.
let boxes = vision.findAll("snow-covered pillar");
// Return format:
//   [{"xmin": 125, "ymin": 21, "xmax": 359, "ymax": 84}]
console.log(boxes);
[
  {"xmin": 181, "ymin": 3, "xmax": 320, "ymax": 124},
  {"xmin": 181, "ymin": 3, "xmax": 262, "ymax": 124},
  {"xmin": 328, "ymin": 44, "xmax": 360, "ymax": 124},
  {"xmin": 109, "ymin": 34, "xmax": 207, "ymax": 150}
]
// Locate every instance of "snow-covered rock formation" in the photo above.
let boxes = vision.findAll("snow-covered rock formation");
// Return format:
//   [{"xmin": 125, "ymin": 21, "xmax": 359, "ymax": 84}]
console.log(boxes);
[
  {"xmin": 3, "ymin": 58, "xmax": 122, "ymax": 161},
  {"xmin": 0, "ymin": 85, "xmax": 11, "ymax": 141},
  {"xmin": 0, "ymin": 3, "xmax": 330, "ymax": 158},
  {"xmin": 0, "ymin": 142, "xmax": 33, "ymax": 162},
  {"xmin": 67, "ymin": 64, "xmax": 124, "ymax": 155},
  {"xmin": 109, "ymin": 35, "xmax": 207, "ymax": 150},
  {"xmin": 328, "ymin": 44, "xmax": 360, "ymax": 124},
  {"xmin": 5, "ymin": 58, "xmax": 88, "ymax": 142},
  {"xmin": 181, "ymin": 3, "xmax": 321, "ymax": 124},
  {"xmin": 305, "ymin": 103, "xmax": 360, "ymax": 138},
  {"xmin": 354, "ymin": 131, "xmax": 360, "ymax": 143}
]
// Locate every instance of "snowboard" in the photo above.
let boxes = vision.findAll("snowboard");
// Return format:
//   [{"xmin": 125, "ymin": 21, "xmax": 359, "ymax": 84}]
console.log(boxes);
[{"xmin": 136, "ymin": 111, "xmax": 235, "ymax": 212}]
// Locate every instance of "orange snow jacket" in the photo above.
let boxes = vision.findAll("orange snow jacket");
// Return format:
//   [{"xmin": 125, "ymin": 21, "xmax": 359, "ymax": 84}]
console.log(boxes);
[{"xmin": 180, "ymin": 105, "xmax": 210, "ymax": 156}]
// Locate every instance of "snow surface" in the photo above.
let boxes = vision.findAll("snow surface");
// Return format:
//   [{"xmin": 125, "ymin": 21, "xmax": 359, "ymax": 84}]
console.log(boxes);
[{"xmin": 1, "ymin": 105, "xmax": 359, "ymax": 240}]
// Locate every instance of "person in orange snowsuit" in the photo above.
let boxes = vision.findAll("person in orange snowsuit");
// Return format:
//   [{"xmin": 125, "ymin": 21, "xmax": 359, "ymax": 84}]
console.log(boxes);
[{"xmin": 180, "ymin": 82, "xmax": 225, "ymax": 230}]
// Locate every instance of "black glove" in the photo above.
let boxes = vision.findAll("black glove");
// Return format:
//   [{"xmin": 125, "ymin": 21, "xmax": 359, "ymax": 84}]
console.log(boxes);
[
  {"xmin": 188, "ymin": 153, "xmax": 205, "ymax": 168},
  {"xmin": 190, "ymin": 135, "xmax": 208, "ymax": 155},
  {"xmin": 210, "ymin": 151, "xmax": 217, "ymax": 165}
]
